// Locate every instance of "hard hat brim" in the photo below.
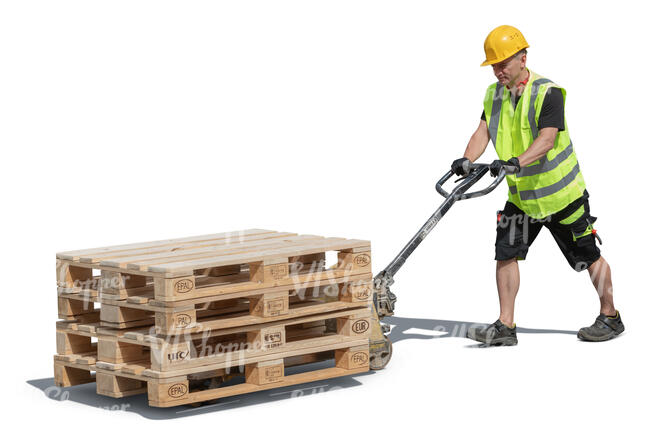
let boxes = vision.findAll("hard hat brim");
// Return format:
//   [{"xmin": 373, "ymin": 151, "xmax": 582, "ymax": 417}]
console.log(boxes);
[{"xmin": 480, "ymin": 44, "xmax": 529, "ymax": 67}]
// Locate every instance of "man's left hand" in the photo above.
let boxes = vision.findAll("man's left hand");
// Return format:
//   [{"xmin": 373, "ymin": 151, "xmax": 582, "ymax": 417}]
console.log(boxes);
[{"xmin": 489, "ymin": 157, "xmax": 521, "ymax": 177}]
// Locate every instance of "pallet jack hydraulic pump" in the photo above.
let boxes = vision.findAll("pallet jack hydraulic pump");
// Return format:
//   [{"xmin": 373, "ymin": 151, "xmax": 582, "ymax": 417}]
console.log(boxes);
[{"xmin": 368, "ymin": 162, "xmax": 511, "ymax": 370}]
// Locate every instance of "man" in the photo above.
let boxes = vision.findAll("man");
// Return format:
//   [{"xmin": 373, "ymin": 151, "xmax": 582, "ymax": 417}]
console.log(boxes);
[{"xmin": 452, "ymin": 25, "xmax": 624, "ymax": 345}]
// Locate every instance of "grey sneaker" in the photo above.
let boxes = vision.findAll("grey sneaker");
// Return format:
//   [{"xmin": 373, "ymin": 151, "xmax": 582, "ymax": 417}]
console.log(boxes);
[
  {"xmin": 467, "ymin": 319, "xmax": 518, "ymax": 346},
  {"xmin": 578, "ymin": 311, "xmax": 624, "ymax": 342}
]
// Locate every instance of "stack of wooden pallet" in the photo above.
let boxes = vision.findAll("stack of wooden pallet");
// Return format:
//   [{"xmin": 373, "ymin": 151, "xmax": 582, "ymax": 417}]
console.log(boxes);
[{"xmin": 54, "ymin": 229, "xmax": 373, "ymax": 407}]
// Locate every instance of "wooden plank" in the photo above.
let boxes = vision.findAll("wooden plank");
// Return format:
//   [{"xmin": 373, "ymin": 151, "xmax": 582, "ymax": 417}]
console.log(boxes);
[
  {"xmin": 146, "ymin": 335, "xmax": 369, "ymax": 378},
  {"xmin": 58, "ymin": 323, "xmax": 151, "ymax": 346},
  {"xmin": 57, "ymin": 320, "xmax": 102, "ymax": 334},
  {"xmin": 81, "ymin": 231, "xmax": 296, "ymax": 264},
  {"xmin": 91, "ymin": 336, "xmax": 368, "ymax": 380},
  {"xmin": 56, "ymin": 229, "xmax": 279, "ymax": 261},
  {"xmin": 151, "ymin": 301, "xmax": 369, "ymax": 338},
  {"xmin": 150, "ymin": 365, "xmax": 367, "ymax": 407},
  {"xmin": 150, "ymin": 266, "xmax": 369, "ymax": 298},
  {"xmin": 126, "ymin": 238, "xmax": 345, "ymax": 273},
  {"xmin": 57, "ymin": 261, "xmax": 171, "ymax": 279},
  {"xmin": 145, "ymin": 238, "xmax": 371, "ymax": 274},
  {"xmin": 95, "ymin": 232, "xmax": 304, "ymax": 267},
  {"xmin": 118, "ymin": 235, "xmax": 325, "ymax": 271}
]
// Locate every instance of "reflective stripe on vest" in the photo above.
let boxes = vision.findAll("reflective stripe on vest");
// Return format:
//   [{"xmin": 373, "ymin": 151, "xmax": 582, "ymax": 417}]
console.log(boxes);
[
  {"xmin": 527, "ymin": 77, "xmax": 552, "ymax": 139},
  {"xmin": 510, "ymin": 162, "xmax": 581, "ymax": 200},
  {"xmin": 487, "ymin": 77, "xmax": 553, "ymax": 148},
  {"xmin": 483, "ymin": 70, "xmax": 586, "ymax": 218},
  {"xmin": 488, "ymin": 83, "xmax": 504, "ymax": 148},
  {"xmin": 517, "ymin": 142, "xmax": 573, "ymax": 178}
]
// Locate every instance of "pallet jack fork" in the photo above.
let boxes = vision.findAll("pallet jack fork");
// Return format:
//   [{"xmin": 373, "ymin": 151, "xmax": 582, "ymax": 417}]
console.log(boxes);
[{"xmin": 368, "ymin": 162, "xmax": 511, "ymax": 370}]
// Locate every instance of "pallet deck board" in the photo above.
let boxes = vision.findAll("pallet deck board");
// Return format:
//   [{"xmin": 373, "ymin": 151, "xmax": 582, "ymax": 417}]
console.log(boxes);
[
  {"xmin": 144, "ymin": 238, "xmax": 370, "ymax": 274},
  {"xmin": 156, "ymin": 366, "xmax": 369, "ymax": 407},
  {"xmin": 100, "ymin": 234, "xmax": 321, "ymax": 269},
  {"xmin": 58, "ymin": 230, "xmax": 370, "ymax": 276},
  {"xmin": 56, "ymin": 229, "xmax": 280, "ymax": 262}
]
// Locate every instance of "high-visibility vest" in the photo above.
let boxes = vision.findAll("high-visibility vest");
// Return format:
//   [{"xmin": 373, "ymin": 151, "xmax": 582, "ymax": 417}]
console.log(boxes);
[{"xmin": 483, "ymin": 70, "xmax": 586, "ymax": 219}]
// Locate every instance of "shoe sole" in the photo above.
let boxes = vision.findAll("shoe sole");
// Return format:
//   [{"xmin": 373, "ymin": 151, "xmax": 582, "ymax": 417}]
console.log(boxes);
[
  {"xmin": 483, "ymin": 337, "xmax": 518, "ymax": 346},
  {"xmin": 577, "ymin": 327, "xmax": 624, "ymax": 342},
  {"xmin": 467, "ymin": 333, "xmax": 518, "ymax": 346}
]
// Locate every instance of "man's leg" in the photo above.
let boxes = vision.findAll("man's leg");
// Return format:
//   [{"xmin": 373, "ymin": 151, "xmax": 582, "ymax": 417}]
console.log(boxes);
[
  {"xmin": 546, "ymin": 198, "xmax": 624, "ymax": 341},
  {"xmin": 466, "ymin": 258, "xmax": 520, "ymax": 344},
  {"xmin": 578, "ymin": 254, "xmax": 624, "ymax": 340},
  {"xmin": 466, "ymin": 202, "xmax": 540, "ymax": 345},
  {"xmin": 587, "ymin": 255, "xmax": 616, "ymax": 316},
  {"xmin": 496, "ymin": 258, "xmax": 519, "ymax": 327}
]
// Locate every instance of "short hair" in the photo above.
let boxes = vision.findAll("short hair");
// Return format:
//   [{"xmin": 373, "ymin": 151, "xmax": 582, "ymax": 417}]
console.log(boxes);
[{"xmin": 515, "ymin": 48, "xmax": 528, "ymax": 59}]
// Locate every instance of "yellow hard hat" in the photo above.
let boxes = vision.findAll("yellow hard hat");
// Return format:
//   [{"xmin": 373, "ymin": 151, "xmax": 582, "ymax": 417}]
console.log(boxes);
[{"xmin": 481, "ymin": 25, "xmax": 529, "ymax": 66}]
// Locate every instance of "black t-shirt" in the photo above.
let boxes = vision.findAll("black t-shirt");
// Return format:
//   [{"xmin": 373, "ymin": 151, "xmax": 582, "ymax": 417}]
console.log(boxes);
[{"xmin": 481, "ymin": 86, "xmax": 565, "ymax": 131}]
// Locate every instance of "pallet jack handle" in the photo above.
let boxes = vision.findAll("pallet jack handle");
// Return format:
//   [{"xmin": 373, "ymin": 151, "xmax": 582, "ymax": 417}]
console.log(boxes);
[
  {"xmin": 368, "ymin": 163, "xmax": 509, "ymax": 370},
  {"xmin": 378, "ymin": 162, "xmax": 507, "ymax": 291},
  {"xmin": 436, "ymin": 163, "xmax": 508, "ymax": 200}
]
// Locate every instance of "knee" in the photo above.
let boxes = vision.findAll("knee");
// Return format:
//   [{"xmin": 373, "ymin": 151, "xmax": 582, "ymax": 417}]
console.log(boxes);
[{"xmin": 585, "ymin": 255, "xmax": 605, "ymax": 273}]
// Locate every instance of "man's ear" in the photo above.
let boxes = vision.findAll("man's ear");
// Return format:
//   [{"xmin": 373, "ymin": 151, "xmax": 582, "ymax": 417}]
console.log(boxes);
[{"xmin": 520, "ymin": 53, "xmax": 527, "ymax": 68}]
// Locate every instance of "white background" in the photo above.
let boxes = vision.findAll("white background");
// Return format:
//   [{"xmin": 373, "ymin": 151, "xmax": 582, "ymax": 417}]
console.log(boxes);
[{"xmin": 1, "ymin": 1, "xmax": 648, "ymax": 445}]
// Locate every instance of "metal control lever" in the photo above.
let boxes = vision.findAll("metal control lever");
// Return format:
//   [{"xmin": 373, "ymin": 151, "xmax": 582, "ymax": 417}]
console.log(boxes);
[{"xmin": 369, "ymin": 162, "xmax": 510, "ymax": 370}]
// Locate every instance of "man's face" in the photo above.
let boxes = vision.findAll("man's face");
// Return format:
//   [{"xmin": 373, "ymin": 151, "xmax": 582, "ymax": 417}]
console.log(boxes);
[{"xmin": 492, "ymin": 53, "xmax": 526, "ymax": 87}]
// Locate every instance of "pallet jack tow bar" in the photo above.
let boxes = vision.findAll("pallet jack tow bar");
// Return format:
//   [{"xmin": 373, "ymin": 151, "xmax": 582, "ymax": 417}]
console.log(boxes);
[{"xmin": 368, "ymin": 162, "xmax": 511, "ymax": 370}]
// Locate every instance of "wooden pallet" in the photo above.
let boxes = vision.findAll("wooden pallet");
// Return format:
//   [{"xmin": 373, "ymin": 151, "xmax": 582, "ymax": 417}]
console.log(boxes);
[
  {"xmin": 56, "ymin": 229, "xmax": 371, "ymax": 304},
  {"xmin": 55, "ymin": 304, "xmax": 373, "ymax": 400},
  {"xmin": 56, "ymin": 305, "xmax": 371, "ymax": 373},
  {"xmin": 53, "ymin": 230, "xmax": 373, "ymax": 408},
  {"xmin": 55, "ymin": 340, "xmax": 369, "ymax": 407},
  {"xmin": 58, "ymin": 275, "xmax": 373, "ymax": 335}
]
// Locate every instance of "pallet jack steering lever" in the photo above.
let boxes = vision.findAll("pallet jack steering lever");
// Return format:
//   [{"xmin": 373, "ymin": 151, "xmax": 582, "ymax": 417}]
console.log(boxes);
[{"xmin": 367, "ymin": 163, "xmax": 508, "ymax": 370}]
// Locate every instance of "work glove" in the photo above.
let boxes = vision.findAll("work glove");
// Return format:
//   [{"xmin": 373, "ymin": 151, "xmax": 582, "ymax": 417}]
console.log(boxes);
[
  {"xmin": 451, "ymin": 157, "xmax": 470, "ymax": 176},
  {"xmin": 489, "ymin": 157, "xmax": 520, "ymax": 177}
]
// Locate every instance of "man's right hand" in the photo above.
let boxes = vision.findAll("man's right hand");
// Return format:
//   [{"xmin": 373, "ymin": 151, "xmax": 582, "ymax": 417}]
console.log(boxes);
[{"xmin": 451, "ymin": 157, "xmax": 470, "ymax": 176}]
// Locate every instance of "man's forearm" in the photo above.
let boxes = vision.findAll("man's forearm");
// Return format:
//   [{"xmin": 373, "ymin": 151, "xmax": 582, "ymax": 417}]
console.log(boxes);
[
  {"xmin": 516, "ymin": 128, "xmax": 558, "ymax": 167},
  {"xmin": 463, "ymin": 129, "xmax": 489, "ymax": 162}
]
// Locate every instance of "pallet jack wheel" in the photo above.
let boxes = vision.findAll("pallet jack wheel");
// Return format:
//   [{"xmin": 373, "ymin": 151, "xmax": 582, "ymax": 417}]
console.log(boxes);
[{"xmin": 369, "ymin": 337, "xmax": 393, "ymax": 370}]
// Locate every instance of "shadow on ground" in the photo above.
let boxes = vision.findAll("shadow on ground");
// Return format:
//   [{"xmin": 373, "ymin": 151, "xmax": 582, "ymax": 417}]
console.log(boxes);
[
  {"xmin": 27, "ymin": 359, "xmax": 374, "ymax": 420},
  {"xmin": 384, "ymin": 315, "xmax": 578, "ymax": 346},
  {"xmin": 27, "ymin": 315, "xmax": 577, "ymax": 418}
]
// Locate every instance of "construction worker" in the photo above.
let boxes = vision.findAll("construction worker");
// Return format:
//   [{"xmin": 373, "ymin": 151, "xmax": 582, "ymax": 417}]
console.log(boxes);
[{"xmin": 452, "ymin": 25, "xmax": 624, "ymax": 345}]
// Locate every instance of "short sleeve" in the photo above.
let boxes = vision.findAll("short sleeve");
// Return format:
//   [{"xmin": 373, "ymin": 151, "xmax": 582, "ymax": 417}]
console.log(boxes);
[{"xmin": 537, "ymin": 87, "xmax": 565, "ymax": 131}]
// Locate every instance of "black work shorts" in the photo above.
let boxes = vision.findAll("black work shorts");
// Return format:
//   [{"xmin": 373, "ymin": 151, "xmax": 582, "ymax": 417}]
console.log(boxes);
[{"xmin": 494, "ymin": 193, "xmax": 601, "ymax": 271}]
